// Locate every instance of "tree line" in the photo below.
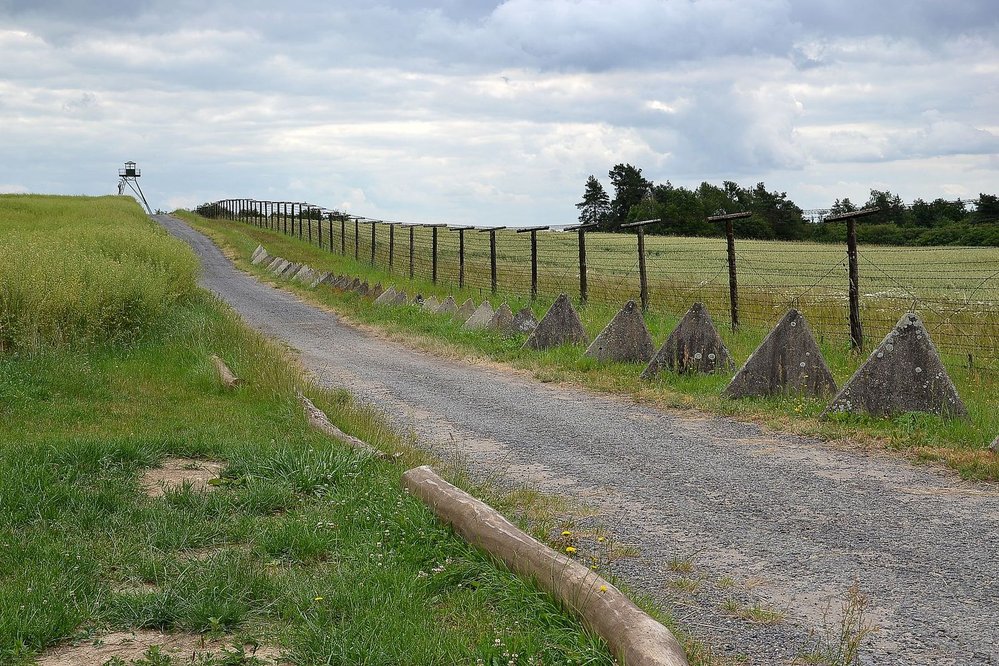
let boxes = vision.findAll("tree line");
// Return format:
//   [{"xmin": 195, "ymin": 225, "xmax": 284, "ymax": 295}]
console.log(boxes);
[{"xmin": 575, "ymin": 164, "xmax": 999, "ymax": 246}]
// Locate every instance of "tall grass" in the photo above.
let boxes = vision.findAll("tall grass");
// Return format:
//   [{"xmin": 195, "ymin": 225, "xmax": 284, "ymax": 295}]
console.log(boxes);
[{"xmin": 0, "ymin": 195, "xmax": 198, "ymax": 352}]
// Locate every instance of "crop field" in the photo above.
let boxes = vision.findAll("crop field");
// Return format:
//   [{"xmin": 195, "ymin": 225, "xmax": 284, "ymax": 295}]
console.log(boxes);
[{"xmin": 272, "ymin": 215, "xmax": 999, "ymax": 374}]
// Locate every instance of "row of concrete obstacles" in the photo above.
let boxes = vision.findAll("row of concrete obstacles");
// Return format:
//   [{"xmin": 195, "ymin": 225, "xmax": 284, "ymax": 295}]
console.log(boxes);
[{"xmin": 250, "ymin": 243, "xmax": 974, "ymax": 427}]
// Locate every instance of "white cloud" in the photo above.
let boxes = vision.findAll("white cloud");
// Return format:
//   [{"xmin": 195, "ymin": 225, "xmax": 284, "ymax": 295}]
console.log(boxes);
[{"xmin": 0, "ymin": 0, "xmax": 997, "ymax": 222}]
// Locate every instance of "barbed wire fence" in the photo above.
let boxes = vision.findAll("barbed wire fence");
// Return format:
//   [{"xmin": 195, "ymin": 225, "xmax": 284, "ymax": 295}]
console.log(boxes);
[{"xmin": 200, "ymin": 199, "xmax": 999, "ymax": 377}]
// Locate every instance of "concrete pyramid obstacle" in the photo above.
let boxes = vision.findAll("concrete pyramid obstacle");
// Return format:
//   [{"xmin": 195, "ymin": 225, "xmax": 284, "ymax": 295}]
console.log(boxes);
[
  {"xmin": 355, "ymin": 282, "xmax": 370, "ymax": 296},
  {"xmin": 309, "ymin": 272, "xmax": 331, "ymax": 288},
  {"xmin": 349, "ymin": 277, "xmax": 361, "ymax": 291},
  {"xmin": 724, "ymin": 309, "xmax": 837, "ymax": 399},
  {"xmin": 523, "ymin": 293, "xmax": 588, "ymax": 350},
  {"xmin": 370, "ymin": 283, "xmax": 384, "ymax": 299},
  {"xmin": 989, "ymin": 435, "xmax": 998, "ymax": 453},
  {"xmin": 823, "ymin": 312, "xmax": 967, "ymax": 418},
  {"xmin": 251, "ymin": 246, "xmax": 272, "ymax": 265},
  {"xmin": 251, "ymin": 244, "xmax": 265, "ymax": 262},
  {"xmin": 641, "ymin": 303, "xmax": 734, "ymax": 378},
  {"xmin": 280, "ymin": 262, "xmax": 302, "ymax": 278},
  {"xmin": 374, "ymin": 286, "xmax": 398, "ymax": 305},
  {"xmin": 458, "ymin": 298, "xmax": 476, "ymax": 319},
  {"xmin": 265, "ymin": 257, "xmax": 283, "ymax": 272},
  {"xmin": 584, "ymin": 300, "xmax": 654, "ymax": 363},
  {"xmin": 464, "ymin": 301, "xmax": 494, "ymax": 330},
  {"xmin": 511, "ymin": 307, "xmax": 538, "ymax": 335},
  {"xmin": 392, "ymin": 290, "xmax": 408, "ymax": 305},
  {"xmin": 269, "ymin": 258, "xmax": 288, "ymax": 274},
  {"xmin": 292, "ymin": 265, "xmax": 315, "ymax": 282},
  {"xmin": 488, "ymin": 303, "xmax": 515, "ymax": 333},
  {"xmin": 436, "ymin": 296, "xmax": 458, "ymax": 315},
  {"xmin": 422, "ymin": 295, "xmax": 440, "ymax": 311}
]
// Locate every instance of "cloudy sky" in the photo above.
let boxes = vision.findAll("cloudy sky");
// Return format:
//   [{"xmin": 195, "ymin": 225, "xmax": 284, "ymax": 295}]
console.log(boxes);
[{"xmin": 1, "ymin": 0, "xmax": 997, "ymax": 226}]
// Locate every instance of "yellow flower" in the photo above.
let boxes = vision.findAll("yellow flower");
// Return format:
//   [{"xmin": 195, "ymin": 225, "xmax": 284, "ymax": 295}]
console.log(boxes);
[
  {"xmin": 565, "ymin": 546, "xmax": 577, "ymax": 554},
  {"xmin": 597, "ymin": 536, "xmax": 605, "ymax": 543},
  {"xmin": 313, "ymin": 596, "xmax": 324, "ymax": 602},
  {"xmin": 561, "ymin": 530, "xmax": 572, "ymax": 536},
  {"xmin": 599, "ymin": 585, "xmax": 608, "ymax": 593}
]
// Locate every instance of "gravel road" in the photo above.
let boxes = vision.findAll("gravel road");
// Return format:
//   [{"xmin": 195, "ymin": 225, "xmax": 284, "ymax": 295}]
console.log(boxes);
[{"xmin": 157, "ymin": 215, "xmax": 999, "ymax": 665}]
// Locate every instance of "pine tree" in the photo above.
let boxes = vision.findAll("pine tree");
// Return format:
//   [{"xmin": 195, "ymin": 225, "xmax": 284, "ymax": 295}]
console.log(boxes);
[{"xmin": 575, "ymin": 175, "xmax": 611, "ymax": 226}]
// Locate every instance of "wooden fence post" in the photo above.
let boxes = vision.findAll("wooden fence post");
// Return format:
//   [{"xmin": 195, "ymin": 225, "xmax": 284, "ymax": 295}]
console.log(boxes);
[
  {"xmin": 449, "ymin": 226, "xmax": 474, "ymax": 289},
  {"xmin": 478, "ymin": 227, "xmax": 506, "ymax": 294},
  {"xmin": 409, "ymin": 225, "xmax": 415, "ymax": 279},
  {"xmin": 340, "ymin": 215, "xmax": 346, "ymax": 254},
  {"xmin": 517, "ymin": 226, "xmax": 549, "ymax": 301},
  {"xmin": 389, "ymin": 223, "xmax": 396, "ymax": 269},
  {"xmin": 354, "ymin": 218, "xmax": 359, "ymax": 260},
  {"xmin": 824, "ymin": 208, "xmax": 880, "ymax": 351},
  {"xmin": 371, "ymin": 221, "xmax": 377, "ymax": 266},
  {"xmin": 708, "ymin": 211, "xmax": 752, "ymax": 331},
  {"xmin": 565, "ymin": 223, "xmax": 598, "ymax": 305},
  {"xmin": 621, "ymin": 219, "xmax": 659, "ymax": 312}
]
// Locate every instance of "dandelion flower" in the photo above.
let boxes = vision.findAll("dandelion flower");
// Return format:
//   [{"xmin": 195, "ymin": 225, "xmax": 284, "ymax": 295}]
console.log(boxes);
[
  {"xmin": 597, "ymin": 536, "xmax": 605, "ymax": 543},
  {"xmin": 565, "ymin": 546, "xmax": 577, "ymax": 554},
  {"xmin": 313, "ymin": 596, "xmax": 324, "ymax": 602},
  {"xmin": 561, "ymin": 530, "xmax": 572, "ymax": 537},
  {"xmin": 599, "ymin": 585, "xmax": 608, "ymax": 593}
]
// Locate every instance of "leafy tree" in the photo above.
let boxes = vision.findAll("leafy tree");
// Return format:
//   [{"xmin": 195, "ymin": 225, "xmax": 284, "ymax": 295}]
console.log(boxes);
[
  {"xmin": 575, "ymin": 175, "xmax": 611, "ymax": 227},
  {"xmin": 607, "ymin": 164, "xmax": 651, "ymax": 230},
  {"xmin": 975, "ymin": 193, "xmax": 999, "ymax": 223},
  {"xmin": 749, "ymin": 182, "xmax": 805, "ymax": 240},
  {"xmin": 829, "ymin": 198, "xmax": 858, "ymax": 216}
]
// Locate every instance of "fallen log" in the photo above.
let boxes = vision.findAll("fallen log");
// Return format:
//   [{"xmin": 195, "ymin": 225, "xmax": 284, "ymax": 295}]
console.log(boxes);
[
  {"xmin": 298, "ymin": 393, "xmax": 398, "ymax": 462},
  {"xmin": 401, "ymin": 465, "xmax": 689, "ymax": 666},
  {"xmin": 210, "ymin": 354, "xmax": 241, "ymax": 388}
]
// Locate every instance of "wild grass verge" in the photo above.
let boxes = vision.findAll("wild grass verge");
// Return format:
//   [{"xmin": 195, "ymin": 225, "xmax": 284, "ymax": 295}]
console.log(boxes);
[
  {"xmin": 3, "ymin": 196, "xmax": 653, "ymax": 664},
  {"xmin": 179, "ymin": 211, "xmax": 999, "ymax": 481}
]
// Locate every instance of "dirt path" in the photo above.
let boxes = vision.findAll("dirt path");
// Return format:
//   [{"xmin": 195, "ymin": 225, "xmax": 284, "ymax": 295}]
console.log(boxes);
[{"xmin": 157, "ymin": 215, "xmax": 999, "ymax": 665}]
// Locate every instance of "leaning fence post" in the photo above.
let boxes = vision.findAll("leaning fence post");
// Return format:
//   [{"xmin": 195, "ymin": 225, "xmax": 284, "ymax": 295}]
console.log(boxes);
[
  {"xmin": 478, "ymin": 227, "xmax": 505, "ymax": 294},
  {"xmin": 708, "ymin": 211, "xmax": 752, "ymax": 331},
  {"xmin": 621, "ymin": 219, "xmax": 659, "ymax": 312},
  {"xmin": 566, "ymin": 222, "xmax": 599, "ymax": 305},
  {"xmin": 824, "ymin": 207, "xmax": 879, "ymax": 351},
  {"xmin": 517, "ymin": 226, "xmax": 549, "ymax": 301}
]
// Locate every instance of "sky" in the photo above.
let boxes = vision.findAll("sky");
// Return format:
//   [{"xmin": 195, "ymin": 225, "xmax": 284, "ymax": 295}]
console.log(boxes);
[{"xmin": 1, "ymin": 0, "xmax": 997, "ymax": 226}]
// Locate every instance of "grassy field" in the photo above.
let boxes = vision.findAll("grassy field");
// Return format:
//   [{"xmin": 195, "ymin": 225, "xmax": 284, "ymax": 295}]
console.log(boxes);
[
  {"xmin": 182, "ymin": 211, "xmax": 999, "ymax": 482},
  {"xmin": 249, "ymin": 214, "xmax": 999, "ymax": 374},
  {"xmin": 1, "ymin": 195, "xmax": 672, "ymax": 665}
]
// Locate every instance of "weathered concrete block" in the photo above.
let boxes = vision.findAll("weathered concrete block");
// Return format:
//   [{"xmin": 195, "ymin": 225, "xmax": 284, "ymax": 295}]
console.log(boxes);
[
  {"xmin": 265, "ymin": 257, "xmax": 283, "ymax": 272},
  {"xmin": 268, "ymin": 258, "xmax": 288, "ymax": 274},
  {"xmin": 292, "ymin": 266, "xmax": 315, "ymax": 283},
  {"xmin": 370, "ymin": 283, "xmax": 384, "ymax": 299},
  {"xmin": 458, "ymin": 298, "xmax": 476, "ymax": 319},
  {"xmin": 488, "ymin": 303, "xmax": 515, "ymax": 333},
  {"xmin": 989, "ymin": 435, "xmax": 998, "ymax": 453},
  {"xmin": 823, "ymin": 312, "xmax": 967, "ymax": 418},
  {"xmin": 436, "ymin": 296, "xmax": 458, "ymax": 315},
  {"xmin": 392, "ymin": 290, "xmax": 408, "ymax": 305},
  {"xmin": 511, "ymin": 306, "xmax": 538, "ymax": 335},
  {"xmin": 464, "ymin": 301, "xmax": 494, "ymax": 330},
  {"xmin": 355, "ymin": 281, "xmax": 370, "ymax": 296},
  {"xmin": 250, "ymin": 244, "xmax": 265, "ymax": 262},
  {"xmin": 280, "ymin": 262, "xmax": 302, "ymax": 278},
  {"xmin": 251, "ymin": 247, "xmax": 272, "ymax": 265},
  {"xmin": 309, "ymin": 272, "xmax": 331, "ymax": 288},
  {"xmin": 584, "ymin": 300, "xmax": 654, "ymax": 363},
  {"xmin": 724, "ymin": 309, "xmax": 837, "ymax": 399},
  {"xmin": 422, "ymin": 295, "xmax": 440, "ymax": 311},
  {"xmin": 374, "ymin": 286, "xmax": 398, "ymax": 305},
  {"xmin": 349, "ymin": 278, "xmax": 361, "ymax": 291},
  {"xmin": 641, "ymin": 303, "xmax": 734, "ymax": 378},
  {"xmin": 523, "ymin": 293, "xmax": 588, "ymax": 350}
]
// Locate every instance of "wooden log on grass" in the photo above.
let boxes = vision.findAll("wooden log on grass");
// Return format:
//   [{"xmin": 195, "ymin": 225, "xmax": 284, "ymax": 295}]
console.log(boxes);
[
  {"xmin": 298, "ymin": 393, "xmax": 398, "ymax": 462},
  {"xmin": 401, "ymin": 465, "xmax": 689, "ymax": 666},
  {"xmin": 210, "ymin": 354, "xmax": 241, "ymax": 388}
]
